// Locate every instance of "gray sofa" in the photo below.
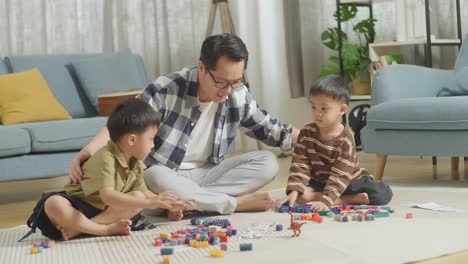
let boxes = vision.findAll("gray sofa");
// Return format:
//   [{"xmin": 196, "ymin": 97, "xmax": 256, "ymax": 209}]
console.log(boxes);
[{"xmin": 0, "ymin": 51, "xmax": 148, "ymax": 181}]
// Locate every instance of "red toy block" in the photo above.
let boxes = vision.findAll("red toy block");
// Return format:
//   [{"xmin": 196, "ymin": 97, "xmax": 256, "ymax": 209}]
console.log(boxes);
[
  {"xmin": 221, "ymin": 236, "xmax": 228, "ymax": 243},
  {"xmin": 154, "ymin": 239, "xmax": 162, "ymax": 247},
  {"xmin": 405, "ymin": 213, "xmax": 413, "ymax": 219}
]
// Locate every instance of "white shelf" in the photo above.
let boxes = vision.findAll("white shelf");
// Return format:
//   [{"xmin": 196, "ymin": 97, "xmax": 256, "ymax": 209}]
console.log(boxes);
[
  {"xmin": 351, "ymin": 95, "xmax": 371, "ymax": 101},
  {"xmin": 431, "ymin": 39, "xmax": 461, "ymax": 45},
  {"xmin": 369, "ymin": 38, "xmax": 461, "ymax": 61},
  {"xmin": 339, "ymin": 0, "xmax": 371, "ymax": 4}
]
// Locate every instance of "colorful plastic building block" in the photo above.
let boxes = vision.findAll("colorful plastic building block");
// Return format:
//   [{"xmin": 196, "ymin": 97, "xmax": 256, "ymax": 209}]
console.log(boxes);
[
  {"xmin": 406, "ymin": 213, "xmax": 413, "ymax": 219},
  {"xmin": 278, "ymin": 204, "xmax": 313, "ymax": 213},
  {"xmin": 210, "ymin": 249, "xmax": 225, "ymax": 257},
  {"xmin": 162, "ymin": 255, "xmax": 170, "ymax": 264},
  {"xmin": 159, "ymin": 233, "xmax": 170, "ymax": 239},
  {"xmin": 160, "ymin": 248, "xmax": 174, "ymax": 255},
  {"xmin": 276, "ymin": 224, "xmax": 283, "ymax": 231},
  {"xmin": 153, "ymin": 239, "xmax": 162, "ymax": 247},
  {"xmin": 220, "ymin": 243, "xmax": 228, "ymax": 251},
  {"xmin": 240, "ymin": 243, "xmax": 253, "ymax": 251},
  {"xmin": 31, "ymin": 247, "xmax": 39, "ymax": 254}
]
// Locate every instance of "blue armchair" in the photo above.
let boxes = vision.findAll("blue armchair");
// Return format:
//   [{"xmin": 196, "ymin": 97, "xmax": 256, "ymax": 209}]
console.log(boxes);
[{"xmin": 361, "ymin": 35, "xmax": 468, "ymax": 180}]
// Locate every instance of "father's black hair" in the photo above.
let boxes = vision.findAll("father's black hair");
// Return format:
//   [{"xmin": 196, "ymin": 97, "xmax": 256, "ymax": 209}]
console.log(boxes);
[
  {"xmin": 199, "ymin": 33, "xmax": 249, "ymax": 71},
  {"xmin": 309, "ymin": 75, "xmax": 351, "ymax": 105},
  {"xmin": 107, "ymin": 98, "xmax": 160, "ymax": 142}
]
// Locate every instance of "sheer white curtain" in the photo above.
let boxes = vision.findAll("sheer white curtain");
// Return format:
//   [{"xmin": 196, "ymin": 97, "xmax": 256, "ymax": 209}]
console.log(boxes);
[
  {"xmin": 2, "ymin": 0, "xmax": 467, "ymax": 129},
  {"xmin": 0, "ymin": 0, "xmax": 211, "ymax": 80}
]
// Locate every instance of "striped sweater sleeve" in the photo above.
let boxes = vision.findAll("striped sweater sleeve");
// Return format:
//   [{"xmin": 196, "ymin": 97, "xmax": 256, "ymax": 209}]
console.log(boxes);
[
  {"xmin": 286, "ymin": 129, "xmax": 312, "ymax": 195},
  {"xmin": 320, "ymin": 136, "xmax": 357, "ymax": 207}
]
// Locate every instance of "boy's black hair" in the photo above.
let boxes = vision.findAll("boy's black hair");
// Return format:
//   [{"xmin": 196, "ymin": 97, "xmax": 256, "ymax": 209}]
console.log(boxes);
[
  {"xmin": 199, "ymin": 33, "xmax": 249, "ymax": 71},
  {"xmin": 309, "ymin": 75, "xmax": 351, "ymax": 104},
  {"xmin": 107, "ymin": 98, "xmax": 160, "ymax": 142}
]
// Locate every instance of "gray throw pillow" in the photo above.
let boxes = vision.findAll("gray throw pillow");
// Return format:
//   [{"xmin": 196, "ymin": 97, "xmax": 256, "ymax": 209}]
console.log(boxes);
[{"xmin": 71, "ymin": 49, "xmax": 146, "ymax": 111}]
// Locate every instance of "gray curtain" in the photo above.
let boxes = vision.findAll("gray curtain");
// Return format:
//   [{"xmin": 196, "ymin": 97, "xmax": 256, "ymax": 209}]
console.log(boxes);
[
  {"xmin": 285, "ymin": 0, "xmax": 468, "ymax": 98},
  {"xmin": 0, "ymin": 0, "xmax": 212, "ymax": 80}
]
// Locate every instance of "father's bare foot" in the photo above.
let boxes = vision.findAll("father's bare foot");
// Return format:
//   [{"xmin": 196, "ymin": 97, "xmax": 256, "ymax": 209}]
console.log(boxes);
[
  {"xmin": 235, "ymin": 191, "xmax": 274, "ymax": 212},
  {"xmin": 105, "ymin": 219, "xmax": 132, "ymax": 236},
  {"xmin": 337, "ymin": 193, "xmax": 370, "ymax": 205},
  {"xmin": 57, "ymin": 225, "xmax": 80, "ymax": 241},
  {"xmin": 167, "ymin": 210, "xmax": 184, "ymax": 221}
]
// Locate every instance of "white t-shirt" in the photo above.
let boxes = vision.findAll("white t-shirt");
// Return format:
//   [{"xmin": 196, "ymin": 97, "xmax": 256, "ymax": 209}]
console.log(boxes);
[{"xmin": 179, "ymin": 101, "xmax": 218, "ymax": 170}]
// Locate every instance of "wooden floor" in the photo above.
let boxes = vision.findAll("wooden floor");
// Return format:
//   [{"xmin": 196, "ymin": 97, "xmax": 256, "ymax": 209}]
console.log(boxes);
[{"xmin": 1, "ymin": 152, "xmax": 466, "ymax": 263}]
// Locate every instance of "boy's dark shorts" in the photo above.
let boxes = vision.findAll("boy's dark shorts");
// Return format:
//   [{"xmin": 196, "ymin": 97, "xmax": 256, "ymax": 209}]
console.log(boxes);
[
  {"xmin": 309, "ymin": 176, "xmax": 393, "ymax": 205},
  {"xmin": 34, "ymin": 192, "xmax": 102, "ymax": 240}
]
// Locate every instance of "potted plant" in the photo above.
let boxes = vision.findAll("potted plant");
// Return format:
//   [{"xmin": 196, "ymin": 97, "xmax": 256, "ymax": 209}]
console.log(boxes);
[{"xmin": 319, "ymin": 4, "xmax": 376, "ymax": 95}]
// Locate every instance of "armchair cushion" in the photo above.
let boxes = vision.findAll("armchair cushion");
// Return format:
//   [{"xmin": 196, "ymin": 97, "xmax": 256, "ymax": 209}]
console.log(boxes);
[{"xmin": 367, "ymin": 96, "xmax": 468, "ymax": 130}]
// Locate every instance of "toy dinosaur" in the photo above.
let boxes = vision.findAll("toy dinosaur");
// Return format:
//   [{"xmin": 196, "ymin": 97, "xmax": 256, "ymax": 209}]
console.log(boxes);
[{"xmin": 288, "ymin": 211, "xmax": 306, "ymax": 237}]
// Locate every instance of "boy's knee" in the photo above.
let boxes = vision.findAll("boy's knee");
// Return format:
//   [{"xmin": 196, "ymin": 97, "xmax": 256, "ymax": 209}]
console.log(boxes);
[{"xmin": 44, "ymin": 196, "xmax": 68, "ymax": 215}]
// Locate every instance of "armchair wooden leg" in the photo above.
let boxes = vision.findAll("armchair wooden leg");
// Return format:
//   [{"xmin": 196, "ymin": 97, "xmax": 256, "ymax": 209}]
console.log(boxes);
[
  {"xmin": 451, "ymin": 157, "xmax": 460, "ymax": 181},
  {"xmin": 432, "ymin": 156, "xmax": 437, "ymax": 180},
  {"xmin": 464, "ymin": 157, "xmax": 468, "ymax": 181},
  {"xmin": 374, "ymin": 154, "xmax": 387, "ymax": 181}
]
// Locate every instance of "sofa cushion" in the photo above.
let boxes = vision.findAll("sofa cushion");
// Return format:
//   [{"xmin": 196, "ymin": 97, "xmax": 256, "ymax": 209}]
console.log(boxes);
[
  {"xmin": 5, "ymin": 54, "xmax": 97, "ymax": 118},
  {"xmin": 367, "ymin": 96, "xmax": 468, "ymax": 130},
  {"xmin": 0, "ymin": 57, "xmax": 8, "ymax": 74},
  {"xmin": 0, "ymin": 68, "xmax": 72, "ymax": 125},
  {"xmin": 15, "ymin": 117, "xmax": 107, "ymax": 152},
  {"xmin": 71, "ymin": 49, "xmax": 147, "ymax": 112},
  {"xmin": 0, "ymin": 126, "xmax": 31, "ymax": 158}
]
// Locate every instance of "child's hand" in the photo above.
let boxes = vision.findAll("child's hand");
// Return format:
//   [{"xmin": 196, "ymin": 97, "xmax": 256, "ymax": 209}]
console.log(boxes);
[
  {"xmin": 149, "ymin": 194, "xmax": 176, "ymax": 209},
  {"xmin": 305, "ymin": 201, "xmax": 329, "ymax": 212},
  {"xmin": 275, "ymin": 191, "xmax": 299, "ymax": 209},
  {"xmin": 167, "ymin": 198, "xmax": 195, "ymax": 212},
  {"xmin": 158, "ymin": 191, "xmax": 177, "ymax": 201}
]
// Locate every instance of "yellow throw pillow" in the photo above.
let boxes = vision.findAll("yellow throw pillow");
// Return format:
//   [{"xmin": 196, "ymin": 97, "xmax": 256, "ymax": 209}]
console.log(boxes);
[{"xmin": 0, "ymin": 68, "xmax": 72, "ymax": 125}]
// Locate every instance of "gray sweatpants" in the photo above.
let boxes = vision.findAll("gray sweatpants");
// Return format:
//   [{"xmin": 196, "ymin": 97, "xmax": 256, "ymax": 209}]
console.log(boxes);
[{"xmin": 143, "ymin": 151, "xmax": 278, "ymax": 215}]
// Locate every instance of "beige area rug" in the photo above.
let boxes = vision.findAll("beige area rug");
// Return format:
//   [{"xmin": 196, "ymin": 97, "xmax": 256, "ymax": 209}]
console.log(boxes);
[{"xmin": 2, "ymin": 185, "xmax": 468, "ymax": 264}]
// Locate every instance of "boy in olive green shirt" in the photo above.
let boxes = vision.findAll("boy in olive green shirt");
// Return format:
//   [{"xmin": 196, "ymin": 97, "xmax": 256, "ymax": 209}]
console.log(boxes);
[{"xmin": 26, "ymin": 98, "xmax": 193, "ymax": 241}]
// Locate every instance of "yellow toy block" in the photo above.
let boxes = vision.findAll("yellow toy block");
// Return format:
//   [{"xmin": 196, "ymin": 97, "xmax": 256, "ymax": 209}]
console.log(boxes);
[
  {"xmin": 162, "ymin": 255, "xmax": 170, "ymax": 264},
  {"xmin": 210, "ymin": 249, "xmax": 225, "ymax": 258}
]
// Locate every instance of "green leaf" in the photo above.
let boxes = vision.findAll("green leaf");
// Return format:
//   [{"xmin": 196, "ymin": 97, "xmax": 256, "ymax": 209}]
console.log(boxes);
[
  {"xmin": 353, "ymin": 18, "xmax": 377, "ymax": 43},
  {"xmin": 321, "ymin": 28, "xmax": 348, "ymax": 50},
  {"xmin": 334, "ymin": 4, "xmax": 357, "ymax": 22},
  {"xmin": 342, "ymin": 43, "xmax": 361, "ymax": 67},
  {"xmin": 318, "ymin": 60, "xmax": 340, "ymax": 78}
]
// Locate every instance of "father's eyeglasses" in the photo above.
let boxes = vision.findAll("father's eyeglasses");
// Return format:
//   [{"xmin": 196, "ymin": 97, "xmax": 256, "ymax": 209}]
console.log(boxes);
[{"xmin": 208, "ymin": 70, "xmax": 244, "ymax": 90}]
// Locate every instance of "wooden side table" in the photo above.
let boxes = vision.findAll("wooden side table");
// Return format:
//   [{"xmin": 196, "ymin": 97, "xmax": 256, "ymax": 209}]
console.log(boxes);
[{"xmin": 98, "ymin": 89, "xmax": 143, "ymax": 116}]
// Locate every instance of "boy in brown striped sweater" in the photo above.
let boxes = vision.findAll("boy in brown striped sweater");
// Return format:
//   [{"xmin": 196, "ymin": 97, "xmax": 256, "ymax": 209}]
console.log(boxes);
[{"xmin": 277, "ymin": 75, "xmax": 392, "ymax": 212}]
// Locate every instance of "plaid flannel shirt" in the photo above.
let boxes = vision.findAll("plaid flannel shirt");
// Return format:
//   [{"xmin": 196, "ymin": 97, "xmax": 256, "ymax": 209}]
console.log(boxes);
[{"xmin": 137, "ymin": 66, "xmax": 293, "ymax": 171}]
